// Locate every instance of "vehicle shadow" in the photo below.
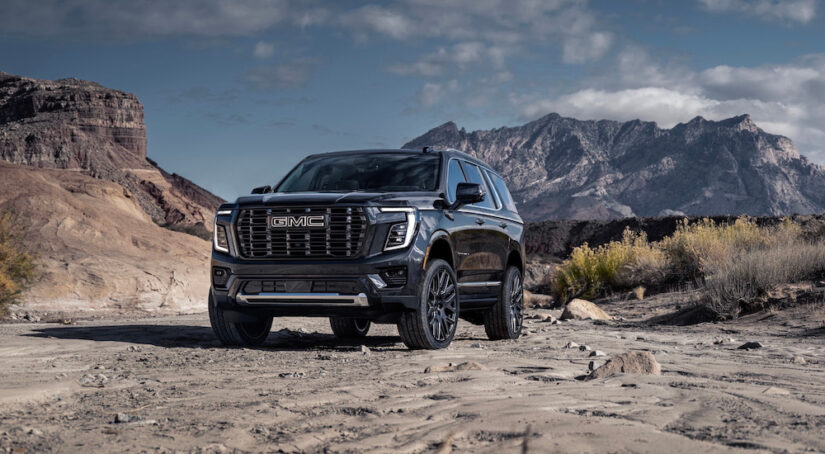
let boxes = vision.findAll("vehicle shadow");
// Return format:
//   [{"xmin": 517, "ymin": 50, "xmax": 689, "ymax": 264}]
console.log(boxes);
[{"xmin": 26, "ymin": 324, "xmax": 407, "ymax": 351}]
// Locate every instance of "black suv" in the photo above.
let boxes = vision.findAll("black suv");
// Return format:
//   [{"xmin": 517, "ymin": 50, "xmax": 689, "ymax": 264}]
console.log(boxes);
[{"xmin": 209, "ymin": 148, "xmax": 525, "ymax": 349}]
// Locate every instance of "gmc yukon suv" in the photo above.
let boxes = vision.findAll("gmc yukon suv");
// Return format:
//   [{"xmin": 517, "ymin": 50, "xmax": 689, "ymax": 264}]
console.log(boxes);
[{"xmin": 209, "ymin": 148, "xmax": 525, "ymax": 349}]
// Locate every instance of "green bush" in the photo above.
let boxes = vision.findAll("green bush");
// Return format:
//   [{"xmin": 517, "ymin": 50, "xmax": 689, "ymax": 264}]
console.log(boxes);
[{"xmin": 0, "ymin": 212, "xmax": 37, "ymax": 316}]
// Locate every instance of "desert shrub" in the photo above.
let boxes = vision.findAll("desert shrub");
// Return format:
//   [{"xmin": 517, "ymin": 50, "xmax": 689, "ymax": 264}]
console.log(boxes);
[
  {"xmin": 0, "ymin": 212, "xmax": 37, "ymax": 316},
  {"xmin": 700, "ymin": 241, "xmax": 825, "ymax": 319},
  {"xmin": 551, "ymin": 229, "xmax": 667, "ymax": 302},
  {"xmin": 660, "ymin": 217, "xmax": 800, "ymax": 280}
]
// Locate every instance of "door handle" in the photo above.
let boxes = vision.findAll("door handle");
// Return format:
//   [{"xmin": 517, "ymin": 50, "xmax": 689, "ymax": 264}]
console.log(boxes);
[
  {"xmin": 499, "ymin": 222, "xmax": 508, "ymax": 229},
  {"xmin": 475, "ymin": 218, "xmax": 485, "ymax": 225}
]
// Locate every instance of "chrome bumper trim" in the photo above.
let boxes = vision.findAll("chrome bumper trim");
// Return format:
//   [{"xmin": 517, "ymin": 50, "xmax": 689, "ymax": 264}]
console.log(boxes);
[{"xmin": 236, "ymin": 292, "xmax": 369, "ymax": 306}]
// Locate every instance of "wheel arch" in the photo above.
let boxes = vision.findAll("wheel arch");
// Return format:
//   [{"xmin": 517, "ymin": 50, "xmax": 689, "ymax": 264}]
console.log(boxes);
[{"xmin": 425, "ymin": 230, "xmax": 455, "ymax": 270}]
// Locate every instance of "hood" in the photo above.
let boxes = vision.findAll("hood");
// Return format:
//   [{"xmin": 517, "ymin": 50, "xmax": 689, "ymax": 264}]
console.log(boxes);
[{"xmin": 235, "ymin": 192, "xmax": 405, "ymax": 206}]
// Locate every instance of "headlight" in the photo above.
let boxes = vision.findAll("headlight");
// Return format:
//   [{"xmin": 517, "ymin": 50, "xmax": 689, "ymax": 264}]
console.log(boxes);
[
  {"xmin": 380, "ymin": 207, "xmax": 416, "ymax": 251},
  {"xmin": 214, "ymin": 223, "xmax": 230, "ymax": 253},
  {"xmin": 214, "ymin": 209, "xmax": 233, "ymax": 253}
]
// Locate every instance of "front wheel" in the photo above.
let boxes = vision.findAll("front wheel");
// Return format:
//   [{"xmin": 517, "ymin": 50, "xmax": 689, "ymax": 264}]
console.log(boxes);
[
  {"xmin": 397, "ymin": 259, "xmax": 459, "ymax": 349},
  {"xmin": 484, "ymin": 266, "xmax": 523, "ymax": 340},
  {"xmin": 208, "ymin": 293, "xmax": 273, "ymax": 347}
]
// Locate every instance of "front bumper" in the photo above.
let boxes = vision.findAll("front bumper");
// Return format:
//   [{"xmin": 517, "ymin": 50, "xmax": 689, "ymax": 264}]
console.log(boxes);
[{"xmin": 210, "ymin": 246, "xmax": 424, "ymax": 318}]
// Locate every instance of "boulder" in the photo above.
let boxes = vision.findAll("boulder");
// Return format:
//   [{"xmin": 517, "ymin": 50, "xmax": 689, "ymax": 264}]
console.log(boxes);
[
  {"xmin": 587, "ymin": 351, "xmax": 661, "ymax": 380},
  {"xmin": 560, "ymin": 299, "xmax": 612, "ymax": 321}
]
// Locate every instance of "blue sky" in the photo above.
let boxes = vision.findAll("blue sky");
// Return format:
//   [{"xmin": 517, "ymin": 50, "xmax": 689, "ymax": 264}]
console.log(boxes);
[{"xmin": 2, "ymin": 0, "xmax": 825, "ymax": 200}]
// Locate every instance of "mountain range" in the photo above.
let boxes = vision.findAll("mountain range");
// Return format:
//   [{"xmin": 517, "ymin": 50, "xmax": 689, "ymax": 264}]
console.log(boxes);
[{"xmin": 405, "ymin": 114, "xmax": 825, "ymax": 221}]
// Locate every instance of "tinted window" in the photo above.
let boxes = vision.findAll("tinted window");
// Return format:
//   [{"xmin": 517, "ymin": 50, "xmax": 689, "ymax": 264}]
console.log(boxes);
[
  {"xmin": 488, "ymin": 171, "xmax": 517, "ymax": 212},
  {"xmin": 276, "ymin": 153, "xmax": 440, "ymax": 193},
  {"xmin": 481, "ymin": 169, "xmax": 501, "ymax": 209},
  {"xmin": 446, "ymin": 159, "xmax": 466, "ymax": 202},
  {"xmin": 459, "ymin": 161, "xmax": 494, "ymax": 209}
]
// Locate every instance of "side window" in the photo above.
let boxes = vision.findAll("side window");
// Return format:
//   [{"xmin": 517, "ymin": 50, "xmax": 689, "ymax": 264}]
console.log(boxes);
[
  {"xmin": 446, "ymin": 159, "xmax": 466, "ymax": 202},
  {"xmin": 489, "ymin": 172, "xmax": 517, "ymax": 212},
  {"xmin": 481, "ymin": 168, "xmax": 501, "ymax": 209},
  {"xmin": 459, "ymin": 161, "xmax": 495, "ymax": 210}
]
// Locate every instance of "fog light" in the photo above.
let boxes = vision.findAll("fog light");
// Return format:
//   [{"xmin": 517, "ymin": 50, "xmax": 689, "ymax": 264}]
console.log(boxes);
[
  {"xmin": 212, "ymin": 267, "xmax": 230, "ymax": 287},
  {"xmin": 379, "ymin": 267, "xmax": 407, "ymax": 287}
]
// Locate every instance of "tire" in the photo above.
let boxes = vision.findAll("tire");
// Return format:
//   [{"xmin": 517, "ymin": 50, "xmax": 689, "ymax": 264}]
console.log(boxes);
[
  {"xmin": 329, "ymin": 317, "xmax": 371, "ymax": 338},
  {"xmin": 397, "ymin": 259, "xmax": 459, "ymax": 349},
  {"xmin": 484, "ymin": 266, "xmax": 523, "ymax": 340},
  {"xmin": 208, "ymin": 292, "xmax": 273, "ymax": 347}
]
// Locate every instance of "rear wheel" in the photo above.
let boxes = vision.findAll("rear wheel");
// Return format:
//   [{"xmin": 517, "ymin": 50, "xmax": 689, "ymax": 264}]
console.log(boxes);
[
  {"xmin": 397, "ymin": 259, "xmax": 459, "ymax": 349},
  {"xmin": 329, "ymin": 317, "xmax": 371, "ymax": 338},
  {"xmin": 208, "ymin": 293, "xmax": 273, "ymax": 347},
  {"xmin": 484, "ymin": 266, "xmax": 523, "ymax": 340}
]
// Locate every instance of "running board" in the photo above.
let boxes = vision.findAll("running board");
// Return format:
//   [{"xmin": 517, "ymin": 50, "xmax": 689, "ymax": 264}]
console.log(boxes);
[{"xmin": 457, "ymin": 281, "xmax": 501, "ymax": 288}]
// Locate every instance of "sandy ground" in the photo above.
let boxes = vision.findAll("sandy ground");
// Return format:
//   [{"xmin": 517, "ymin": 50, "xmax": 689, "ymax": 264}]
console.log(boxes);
[{"xmin": 1, "ymin": 295, "xmax": 824, "ymax": 454}]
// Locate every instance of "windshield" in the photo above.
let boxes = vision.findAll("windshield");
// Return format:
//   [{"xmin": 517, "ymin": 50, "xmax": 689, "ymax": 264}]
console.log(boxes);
[{"xmin": 275, "ymin": 153, "xmax": 441, "ymax": 193}]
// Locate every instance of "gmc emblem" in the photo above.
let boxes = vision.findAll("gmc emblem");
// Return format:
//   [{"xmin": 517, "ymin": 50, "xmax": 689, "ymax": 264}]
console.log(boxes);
[{"xmin": 270, "ymin": 215, "xmax": 327, "ymax": 228}]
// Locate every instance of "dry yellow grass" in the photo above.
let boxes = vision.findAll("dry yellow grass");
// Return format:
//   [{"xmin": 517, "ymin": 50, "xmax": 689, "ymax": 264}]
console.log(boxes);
[{"xmin": 550, "ymin": 217, "xmax": 818, "ymax": 315}]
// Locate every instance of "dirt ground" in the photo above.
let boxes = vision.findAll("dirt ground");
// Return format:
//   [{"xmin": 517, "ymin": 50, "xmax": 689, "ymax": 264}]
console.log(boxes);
[{"xmin": 1, "ymin": 295, "xmax": 824, "ymax": 454}]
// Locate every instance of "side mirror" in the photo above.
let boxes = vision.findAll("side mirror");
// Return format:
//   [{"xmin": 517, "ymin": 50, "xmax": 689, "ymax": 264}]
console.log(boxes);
[
  {"xmin": 251, "ymin": 185, "xmax": 271, "ymax": 194},
  {"xmin": 452, "ymin": 182, "xmax": 484, "ymax": 209}
]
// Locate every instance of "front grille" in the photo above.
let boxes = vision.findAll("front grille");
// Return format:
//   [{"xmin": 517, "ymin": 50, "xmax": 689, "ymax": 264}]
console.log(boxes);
[{"xmin": 236, "ymin": 207, "xmax": 367, "ymax": 259}]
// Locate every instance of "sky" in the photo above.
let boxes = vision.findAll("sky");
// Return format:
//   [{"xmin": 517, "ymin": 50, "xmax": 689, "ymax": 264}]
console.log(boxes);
[{"xmin": 1, "ymin": 0, "xmax": 825, "ymax": 200}]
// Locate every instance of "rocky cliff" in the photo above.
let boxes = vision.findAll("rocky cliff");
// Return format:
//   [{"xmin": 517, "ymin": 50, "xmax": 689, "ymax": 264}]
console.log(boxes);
[
  {"xmin": 0, "ymin": 72, "xmax": 221, "ymax": 313},
  {"xmin": 405, "ymin": 113, "xmax": 825, "ymax": 221},
  {"xmin": 0, "ymin": 72, "xmax": 223, "ymax": 232}
]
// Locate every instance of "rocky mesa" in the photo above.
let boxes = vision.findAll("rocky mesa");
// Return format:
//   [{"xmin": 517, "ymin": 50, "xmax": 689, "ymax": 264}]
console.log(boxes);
[
  {"xmin": 0, "ymin": 72, "xmax": 222, "ymax": 314},
  {"xmin": 405, "ymin": 113, "xmax": 825, "ymax": 221},
  {"xmin": 0, "ymin": 72, "xmax": 223, "ymax": 232}
]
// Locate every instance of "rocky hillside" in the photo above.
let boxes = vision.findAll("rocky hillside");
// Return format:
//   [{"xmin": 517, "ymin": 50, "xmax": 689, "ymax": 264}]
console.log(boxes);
[
  {"xmin": 0, "ymin": 72, "xmax": 223, "ymax": 233},
  {"xmin": 0, "ymin": 72, "xmax": 221, "ymax": 313},
  {"xmin": 405, "ymin": 114, "xmax": 825, "ymax": 221}
]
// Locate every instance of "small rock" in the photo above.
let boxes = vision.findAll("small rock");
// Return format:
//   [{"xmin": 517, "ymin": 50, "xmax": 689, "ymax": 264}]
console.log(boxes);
[
  {"xmin": 588, "ymin": 351, "xmax": 661, "ymax": 380},
  {"xmin": 579, "ymin": 345, "xmax": 592, "ymax": 352},
  {"xmin": 763, "ymin": 386, "xmax": 790, "ymax": 396},
  {"xmin": 114, "ymin": 413, "xmax": 136, "ymax": 424},
  {"xmin": 590, "ymin": 350, "xmax": 606, "ymax": 357},
  {"xmin": 23, "ymin": 313, "xmax": 41, "ymax": 323},
  {"xmin": 588, "ymin": 361, "xmax": 596, "ymax": 371},
  {"xmin": 792, "ymin": 355, "xmax": 807, "ymax": 365},
  {"xmin": 468, "ymin": 343, "xmax": 484, "ymax": 349},
  {"xmin": 738, "ymin": 341, "xmax": 764, "ymax": 350},
  {"xmin": 560, "ymin": 299, "xmax": 612, "ymax": 321},
  {"xmin": 424, "ymin": 361, "xmax": 486, "ymax": 373},
  {"xmin": 25, "ymin": 427, "xmax": 43, "ymax": 437},
  {"xmin": 564, "ymin": 341, "xmax": 579, "ymax": 349},
  {"xmin": 360, "ymin": 345, "xmax": 371, "ymax": 356},
  {"xmin": 278, "ymin": 372, "xmax": 305, "ymax": 378},
  {"xmin": 539, "ymin": 314, "xmax": 556, "ymax": 323}
]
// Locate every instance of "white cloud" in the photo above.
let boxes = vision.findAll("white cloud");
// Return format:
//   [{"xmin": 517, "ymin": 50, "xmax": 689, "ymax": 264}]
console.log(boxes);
[
  {"xmin": 562, "ymin": 31, "xmax": 612, "ymax": 64},
  {"xmin": 244, "ymin": 59, "xmax": 318, "ymax": 89},
  {"xmin": 418, "ymin": 80, "xmax": 459, "ymax": 109},
  {"xmin": 343, "ymin": 0, "xmax": 612, "ymax": 69},
  {"xmin": 387, "ymin": 42, "xmax": 503, "ymax": 76},
  {"xmin": 698, "ymin": 0, "xmax": 817, "ymax": 23},
  {"xmin": 253, "ymin": 41, "xmax": 276, "ymax": 59}
]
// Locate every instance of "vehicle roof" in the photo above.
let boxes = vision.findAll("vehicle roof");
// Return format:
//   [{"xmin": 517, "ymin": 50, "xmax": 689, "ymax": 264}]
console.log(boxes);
[{"xmin": 306, "ymin": 148, "xmax": 495, "ymax": 172}]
